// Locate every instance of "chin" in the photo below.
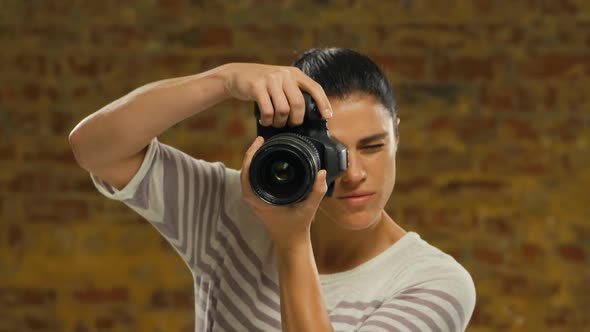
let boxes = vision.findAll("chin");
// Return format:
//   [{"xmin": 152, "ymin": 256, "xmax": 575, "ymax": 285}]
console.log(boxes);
[{"xmin": 332, "ymin": 210, "xmax": 381, "ymax": 231}]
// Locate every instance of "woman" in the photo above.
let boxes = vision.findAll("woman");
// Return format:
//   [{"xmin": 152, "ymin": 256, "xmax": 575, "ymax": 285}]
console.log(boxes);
[{"xmin": 69, "ymin": 48, "xmax": 475, "ymax": 331}]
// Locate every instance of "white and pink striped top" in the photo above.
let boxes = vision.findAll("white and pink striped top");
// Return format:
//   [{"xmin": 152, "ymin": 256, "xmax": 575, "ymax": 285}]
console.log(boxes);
[{"xmin": 91, "ymin": 137, "xmax": 476, "ymax": 332}]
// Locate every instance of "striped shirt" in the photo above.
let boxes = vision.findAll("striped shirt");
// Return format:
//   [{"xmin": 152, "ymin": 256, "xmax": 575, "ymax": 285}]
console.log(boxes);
[{"xmin": 91, "ymin": 137, "xmax": 476, "ymax": 332}]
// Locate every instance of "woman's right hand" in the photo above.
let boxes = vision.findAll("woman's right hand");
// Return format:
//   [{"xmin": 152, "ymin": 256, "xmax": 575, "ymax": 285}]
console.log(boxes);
[{"xmin": 219, "ymin": 63, "xmax": 333, "ymax": 128}]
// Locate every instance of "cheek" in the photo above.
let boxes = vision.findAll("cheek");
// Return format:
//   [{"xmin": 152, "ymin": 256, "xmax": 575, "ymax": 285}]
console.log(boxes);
[
  {"xmin": 368, "ymin": 152, "xmax": 395, "ymax": 178},
  {"xmin": 370, "ymin": 153, "xmax": 396, "ymax": 196}
]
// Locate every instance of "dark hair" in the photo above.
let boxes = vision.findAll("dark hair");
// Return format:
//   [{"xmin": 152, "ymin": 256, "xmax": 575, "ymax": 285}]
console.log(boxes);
[{"xmin": 292, "ymin": 48, "xmax": 397, "ymax": 120}]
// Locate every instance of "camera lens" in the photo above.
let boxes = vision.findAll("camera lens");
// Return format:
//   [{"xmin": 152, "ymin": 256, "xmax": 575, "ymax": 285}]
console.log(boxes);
[
  {"xmin": 271, "ymin": 161, "xmax": 295, "ymax": 183},
  {"xmin": 249, "ymin": 133, "xmax": 320, "ymax": 205}
]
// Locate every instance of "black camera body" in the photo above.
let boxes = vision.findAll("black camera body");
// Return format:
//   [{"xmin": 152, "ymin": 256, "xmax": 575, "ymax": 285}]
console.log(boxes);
[{"xmin": 248, "ymin": 92, "xmax": 348, "ymax": 205}]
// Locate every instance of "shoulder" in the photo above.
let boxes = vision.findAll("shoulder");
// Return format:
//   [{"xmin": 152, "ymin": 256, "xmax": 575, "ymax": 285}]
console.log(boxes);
[
  {"xmin": 397, "ymin": 233, "xmax": 475, "ymax": 292},
  {"xmin": 390, "ymin": 233, "xmax": 476, "ymax": 321}
]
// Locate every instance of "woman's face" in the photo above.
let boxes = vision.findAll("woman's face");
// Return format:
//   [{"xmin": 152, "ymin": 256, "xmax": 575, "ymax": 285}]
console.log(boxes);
[{"xmin": 317, "ymin": 92, "xmax": 399, "ymax": 230}]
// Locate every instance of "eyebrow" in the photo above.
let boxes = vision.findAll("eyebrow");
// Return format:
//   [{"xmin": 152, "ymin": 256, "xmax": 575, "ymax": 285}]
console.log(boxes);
[{"xmin": 358, "ymin": 132, "xmax": 389, "ymax": 145}]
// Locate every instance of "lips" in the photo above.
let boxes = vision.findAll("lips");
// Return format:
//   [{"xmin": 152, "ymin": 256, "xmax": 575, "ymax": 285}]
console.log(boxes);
[
  {"xmin": 338, "ymin": 191, "xmax": 375, "ymax": 199},
  {"xmin": 337, "ymin": 191, "xmax": 376, "ymax": 206}
]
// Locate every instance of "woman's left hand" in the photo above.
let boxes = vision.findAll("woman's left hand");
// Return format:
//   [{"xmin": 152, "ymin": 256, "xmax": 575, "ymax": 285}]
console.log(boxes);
[{"xmin": 240, "ymin": 136, "xmax": 328, "ymax": 251}]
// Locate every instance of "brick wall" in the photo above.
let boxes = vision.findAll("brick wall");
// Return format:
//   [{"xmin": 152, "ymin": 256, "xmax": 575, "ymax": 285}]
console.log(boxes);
[{"xmin": 1, "ymin": 1, "xmax": 589, "ymax": 331}]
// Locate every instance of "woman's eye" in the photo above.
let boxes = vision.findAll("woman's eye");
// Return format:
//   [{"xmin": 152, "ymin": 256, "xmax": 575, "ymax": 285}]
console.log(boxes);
[{"xmin": 363, "ymin": 144, "xmax": 385, "ymax": 150}]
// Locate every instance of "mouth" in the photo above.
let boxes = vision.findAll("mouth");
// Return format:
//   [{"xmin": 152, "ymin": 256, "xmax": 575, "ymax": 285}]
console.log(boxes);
[{"xmin": 337, "ymin": 193, "xmax": 376, "ymax": 206}]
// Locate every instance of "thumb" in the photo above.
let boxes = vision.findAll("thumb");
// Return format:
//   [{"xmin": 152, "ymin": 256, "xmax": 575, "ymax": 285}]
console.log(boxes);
[{"xmin": 307, "ymin": 169, "xmax": 328, "ymax": 206}]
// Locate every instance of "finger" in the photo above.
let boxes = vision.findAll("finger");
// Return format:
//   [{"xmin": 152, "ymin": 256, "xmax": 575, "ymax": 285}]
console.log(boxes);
[
  {"xmin": 254, "ymin": 85, "xmax": 274, "ymax": 127},
  {"xmin": 240, "ymin": 136, "xmax": 265, "ymax": 200},
  {"xmin": 293, "ymin": 70, "xmax": 333, "ymax": 120},
  {"xmin": 267, "ymin": 80, "xmax": 290, "ymax": 128},
  {"xmin": 306, "ymin": 169, "xmax": 328, "ymax": 207},
  {"xmin": 284, "ymin": 82, "xmax": 305, "ymax": 127}
]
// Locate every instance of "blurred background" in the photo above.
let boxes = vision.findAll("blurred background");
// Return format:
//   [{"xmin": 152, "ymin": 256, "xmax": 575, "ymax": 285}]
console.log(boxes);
[{"xmin": 1, "ymin": 0, "xmax": 589, "ymax": 331}]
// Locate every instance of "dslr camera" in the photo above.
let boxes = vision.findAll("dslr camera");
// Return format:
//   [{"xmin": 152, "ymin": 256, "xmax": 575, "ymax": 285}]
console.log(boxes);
[{"xmin": 249, "ymin": 92, "xmax": 348, "ymax": 206}]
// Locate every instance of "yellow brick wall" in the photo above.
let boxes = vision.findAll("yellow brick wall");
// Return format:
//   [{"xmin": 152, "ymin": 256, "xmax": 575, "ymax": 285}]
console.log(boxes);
[{"xmin": 1, "ymin": 1, "xmax": 589, "ymax": 331}]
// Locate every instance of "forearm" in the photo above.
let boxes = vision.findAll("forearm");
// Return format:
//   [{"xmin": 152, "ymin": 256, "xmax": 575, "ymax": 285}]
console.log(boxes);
[
  {"xmin": 276, "ymin": 240, "xmax": 334, "ymax": 332},
  {"xmin": 69, "ymin": 64, "xmax": 230, "ymax": 171}
]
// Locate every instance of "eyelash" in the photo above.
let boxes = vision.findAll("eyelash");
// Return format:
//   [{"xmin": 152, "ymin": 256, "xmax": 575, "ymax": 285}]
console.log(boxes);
[{"xmin": 363, "ymin": 144, "xmax": 385, "ymax": 150}]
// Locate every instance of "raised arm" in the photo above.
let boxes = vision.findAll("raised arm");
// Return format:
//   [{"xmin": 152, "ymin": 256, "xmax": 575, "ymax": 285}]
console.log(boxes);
[
  {"xmin": 68, "ymin": 63, "xmax": 333, "ymax": 190},
  {"xmin": 68, "ymin": 66, "xmax": 229, "ymax": 190}
]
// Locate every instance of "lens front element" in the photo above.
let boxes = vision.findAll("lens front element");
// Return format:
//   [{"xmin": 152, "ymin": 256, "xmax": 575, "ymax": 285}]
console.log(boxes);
[
  {"xmin": 249, "ymin": 133, "xmax": 321, "ymax": 205},
  {"xmin": 271, "ymin": 161, "xmax": 295, "ymax": 183}
]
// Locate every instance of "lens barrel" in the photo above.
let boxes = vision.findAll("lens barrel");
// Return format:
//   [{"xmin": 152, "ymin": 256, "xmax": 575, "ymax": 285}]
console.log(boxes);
[{"xmin": 249, "ymin": 133, "xmax": 321, "ymax": 205}]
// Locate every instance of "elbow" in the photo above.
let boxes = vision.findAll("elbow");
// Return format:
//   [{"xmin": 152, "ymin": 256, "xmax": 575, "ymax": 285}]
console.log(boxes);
[{"xmin": 68, "ymin": 128, "xmax": 92, "ymax": 172}]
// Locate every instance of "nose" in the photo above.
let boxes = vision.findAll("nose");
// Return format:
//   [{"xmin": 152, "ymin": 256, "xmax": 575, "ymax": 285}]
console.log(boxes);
[{"xmin": 341, "ymin": 151, "xmax": 366, "ymax": 184}]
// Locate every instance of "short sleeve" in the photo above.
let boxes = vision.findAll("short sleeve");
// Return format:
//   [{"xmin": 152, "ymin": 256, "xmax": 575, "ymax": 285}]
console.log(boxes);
[
  {"xmin": 358, "ymin": 264, "xmax": 476, "ymax": 332},
  {"xmin": 90, "ymin": 137, "xmax": 227, "ymax": 273}
]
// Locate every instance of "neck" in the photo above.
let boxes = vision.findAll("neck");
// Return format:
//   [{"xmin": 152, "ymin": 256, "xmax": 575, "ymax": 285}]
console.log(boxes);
[{"xmin": 310, "ymin": 209, "xmax": 405, "ymax": 275}]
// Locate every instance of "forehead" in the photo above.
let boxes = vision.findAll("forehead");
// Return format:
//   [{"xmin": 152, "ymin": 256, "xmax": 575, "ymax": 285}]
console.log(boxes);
[{"xmin": 327, "ymin": 93, "xmax": 393, "ymax": 143}]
